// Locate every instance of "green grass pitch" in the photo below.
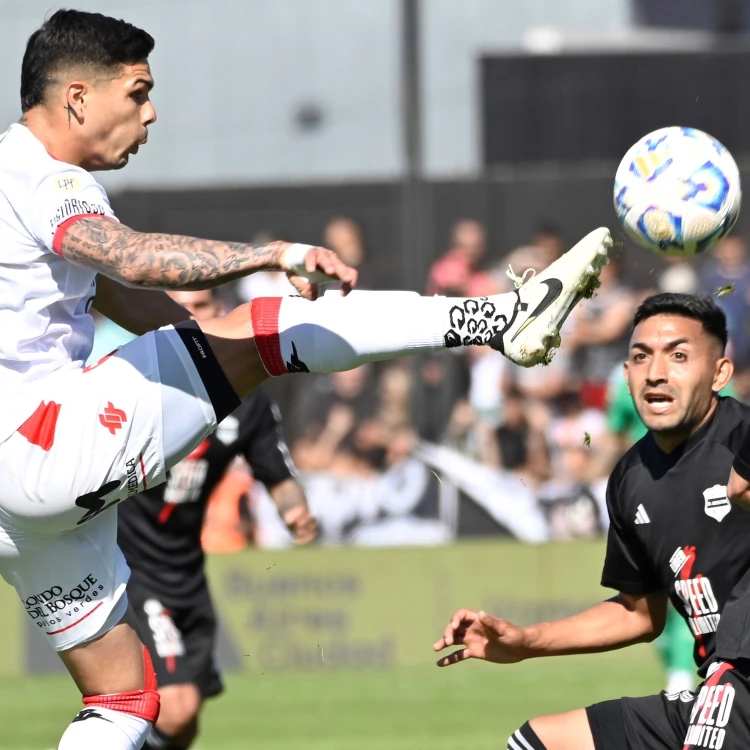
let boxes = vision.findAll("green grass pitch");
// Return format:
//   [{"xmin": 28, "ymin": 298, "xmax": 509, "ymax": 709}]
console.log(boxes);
[{"xmin": 0, "ymin": 645, "xmax": 665, "ymax": 749}]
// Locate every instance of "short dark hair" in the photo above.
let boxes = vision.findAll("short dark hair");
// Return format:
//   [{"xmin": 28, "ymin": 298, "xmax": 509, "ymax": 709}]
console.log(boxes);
[
  {"xmin": 21, "ymin": 9, "xmax": 154, "ymax": 112},
  {"xmin": 633, "ymin": 293, "xmax": 728, "ymax": 352}
]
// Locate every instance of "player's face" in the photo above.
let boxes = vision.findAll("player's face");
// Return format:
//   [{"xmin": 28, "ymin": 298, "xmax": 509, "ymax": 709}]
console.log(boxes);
[
  {"xmin": 167, "ymin": 290, "xmax": 223, "ymax": 321},
  {"xmin": 625, "ymin": 314, "xmax": 732, "ymax": 450},
  {"xmin": 80, "ymin": 62, "xmax": 156, "ymax": 171}
]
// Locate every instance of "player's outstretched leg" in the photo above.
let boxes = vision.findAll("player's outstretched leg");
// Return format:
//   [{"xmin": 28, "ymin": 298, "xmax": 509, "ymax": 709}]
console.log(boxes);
[{"xmin": 250, "ymin": 227, "xmax": 611, "ymax": 374}]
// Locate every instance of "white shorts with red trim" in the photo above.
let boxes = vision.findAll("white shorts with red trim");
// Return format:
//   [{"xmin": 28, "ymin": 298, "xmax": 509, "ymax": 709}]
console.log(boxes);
[{"xmin": 0, "ymin": 328, "xmax": 217, "ymax": 651}]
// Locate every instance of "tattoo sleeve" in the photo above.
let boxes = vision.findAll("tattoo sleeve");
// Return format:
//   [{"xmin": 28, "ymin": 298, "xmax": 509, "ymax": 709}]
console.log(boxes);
[{"xmin": 61, "ymin": 217, "xmax": 287, "ymax": 289}]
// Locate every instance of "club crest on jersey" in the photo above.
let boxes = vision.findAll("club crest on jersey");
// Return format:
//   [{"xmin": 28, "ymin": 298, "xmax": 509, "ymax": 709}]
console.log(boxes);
[{"xmin": 703, "ymin": 485, "xmax": 731, "ymax": 522}]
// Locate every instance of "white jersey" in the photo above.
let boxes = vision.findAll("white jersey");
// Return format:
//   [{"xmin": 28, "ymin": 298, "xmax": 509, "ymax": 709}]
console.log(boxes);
[{"xmin": 0, "ymin": 123, "xmax": 118, "ymax": 439}]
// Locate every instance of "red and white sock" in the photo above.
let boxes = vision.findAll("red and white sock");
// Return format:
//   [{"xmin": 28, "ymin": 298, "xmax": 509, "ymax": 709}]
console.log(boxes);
[
  {"xmin": 251, "ymin": 289, "xmax": 520, "ymax": 375},
  {"xmin": 58, "ymin": 647, "xmax": 159, "ymax": 750}
]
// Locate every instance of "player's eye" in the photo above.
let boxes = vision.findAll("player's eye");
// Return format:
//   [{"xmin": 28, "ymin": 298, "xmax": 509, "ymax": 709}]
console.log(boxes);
[
  {"xmin": 673, "ymin": 351, "xmax": 687, "ymax": 361},
  {"xmin": 131, "ymin": 90, "xmax": 147, "ymax": 104},
  {"xmin": 632, "ymin": 352, "xmax": 647, "ymax": 362}
]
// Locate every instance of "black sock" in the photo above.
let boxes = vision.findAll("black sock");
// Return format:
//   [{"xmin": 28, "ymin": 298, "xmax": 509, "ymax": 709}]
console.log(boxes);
[
  {"xmin": 143, "ymin": 727, "xmax": 185, "ymax": 750},
  {"xmin": 508, "ymin": 721, "xmax": 547, "ymax": 750}
]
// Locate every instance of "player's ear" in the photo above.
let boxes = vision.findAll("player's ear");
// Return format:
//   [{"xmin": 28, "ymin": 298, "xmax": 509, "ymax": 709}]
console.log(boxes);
[
  {"xmin": 623, "ymin": 360, "xmax": 631, "ymax": 395},
  {"xmin": 64, "ymin": 81, "xmax": 87, "ymax": 121},
  {"xmin": 712, "ymin": 356, "xmax": 733, "ymax": 394}
]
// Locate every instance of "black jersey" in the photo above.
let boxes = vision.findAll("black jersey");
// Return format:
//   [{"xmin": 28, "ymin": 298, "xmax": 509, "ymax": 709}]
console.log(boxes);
[
  {"xmin": 117, "ymin": 390, "xmax": 294, "ymax": 602},
  {"xmin": 713, "ymin": 425, "xmax": 750, "ymax": 663},
  {"xmin": 601, "ymin": 396, "xmax": 750, "ymax": 673}
]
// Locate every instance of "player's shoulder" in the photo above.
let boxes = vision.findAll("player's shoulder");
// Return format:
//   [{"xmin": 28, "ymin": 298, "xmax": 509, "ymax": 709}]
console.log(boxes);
[
  {"xmin": 609, "ymin": 437, "xmax": 648, "ymax": 491},
  {"xmin": 708, "ymin": 396, "xmax": 750, "ymax": 451},
  {"xmin": 0, "ymin": 123, "xmax": 99, "ymax": 191}
]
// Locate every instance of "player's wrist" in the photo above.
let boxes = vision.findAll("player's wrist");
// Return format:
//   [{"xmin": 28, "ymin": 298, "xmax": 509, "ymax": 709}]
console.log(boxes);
[
  {"xmin": 279, "ymin": 243, "xmax": 315, "ymax": 274},
  {"xmin": 517, "ymin": 624, "xmax": 547, "ymax": 659}
]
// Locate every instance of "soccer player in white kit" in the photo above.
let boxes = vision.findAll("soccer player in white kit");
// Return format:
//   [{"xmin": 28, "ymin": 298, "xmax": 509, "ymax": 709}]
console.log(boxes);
[{"xmin": 1, "ymin": 10, "xmax": 611, "ymax": 749}]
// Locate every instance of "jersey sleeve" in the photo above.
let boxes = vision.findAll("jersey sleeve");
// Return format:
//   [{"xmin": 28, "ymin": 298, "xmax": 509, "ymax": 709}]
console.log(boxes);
[
  {"xmin": 600, "ymin": 474, "xmax": 662, "ymax": 595},
  {"xmin": 28, "ymin": 167, "xmax": 118, "ymax": 255},
  {"xmin": 733, "ymin": 425, "xmax": 750, "ymax": 481},
  {"xmin": 238, "ymin": 393, "xmax": 296, "ymax": 488}
]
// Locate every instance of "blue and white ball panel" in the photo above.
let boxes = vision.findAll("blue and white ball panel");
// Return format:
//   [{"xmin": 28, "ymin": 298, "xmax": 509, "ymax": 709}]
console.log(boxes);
[{"xmin": 613, "ymin": 126, "xmax": 741, "ymax": 257}]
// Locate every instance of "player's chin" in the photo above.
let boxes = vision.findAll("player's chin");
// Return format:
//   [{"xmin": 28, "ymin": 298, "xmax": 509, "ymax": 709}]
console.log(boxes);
[{"xmin": 641, "ymin": 410, "xmax": 684, "ymax": 433}]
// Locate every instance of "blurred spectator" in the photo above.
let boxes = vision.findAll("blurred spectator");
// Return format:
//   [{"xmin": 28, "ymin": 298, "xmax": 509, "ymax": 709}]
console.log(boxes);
[
  {"xmin": 291, "ymin": 365, "xmax": 393, "ymax": 475},
  {"xmin": 699, "ymin": 233, "xmax": 750, "ymax": 366},
  {"xmin": 200, "ymin": 458, "xmax": 253, "ymax": 553},
  {"xmin": 491, "ymin": 390, "xmax": 550, "ymax": 486},
  {"xmin": 467, "ymin": 348, "xmax": 508, "ymax": 427},
  {"xmin": 411, "ymin": 354, "xmax": 470, "ymax": 443},
  {"xmin": 567, "ymin": 258, "xmax": 637, "ymax": 410},
  {"xmin": 530, "ymin": 222, "xmax": 566, "ymax": 265},
  {"xmin": 322, "ymin": 215, "xmax": 376, "ymax": 289},
  {"xmin": 537, "ymin": 393, "xmax": 610, "ymax": 540},
  {"xmin": 659, "ymin": 259, "xmax": 698, "ymax": 296},
  {"xmin": 427, "ymin": 219, "xmax": 495, "ymax": 297},
  {"xmin": 235, "ymin": 229, "xmax": 297, "ymax": 302}
]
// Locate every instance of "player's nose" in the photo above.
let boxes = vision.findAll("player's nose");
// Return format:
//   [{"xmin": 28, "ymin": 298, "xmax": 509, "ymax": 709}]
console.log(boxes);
[
  {"xmin": 645, "ymin": 355, "xmax": 668, "ymax": 384},
  {"xmin": 143, "ymin": 102, "xmax": 157, "ymax": 126}
]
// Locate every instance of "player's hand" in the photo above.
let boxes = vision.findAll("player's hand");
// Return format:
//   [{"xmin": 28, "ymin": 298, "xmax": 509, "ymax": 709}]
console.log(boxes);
[
  {"xmin": 432, "ymin": 608, "xmax": 528, "ymax": 667},
  {"xmin": 282, "ymin": 505, "xmax": 318, "ymax": 545},
  {"xmin": 281, "ymin": 244, "xmax": 358, "ymax": 300}
]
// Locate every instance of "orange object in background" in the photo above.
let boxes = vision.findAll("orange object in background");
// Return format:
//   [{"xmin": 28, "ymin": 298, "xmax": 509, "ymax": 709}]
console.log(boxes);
[{"xmin": 201, "ymin": 463, "xmax": 253, "ymax": 554}]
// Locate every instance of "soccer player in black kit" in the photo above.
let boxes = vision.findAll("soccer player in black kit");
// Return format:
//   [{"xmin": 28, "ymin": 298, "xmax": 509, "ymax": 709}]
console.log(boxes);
[
  {"xmin": 117, "ymin": 289, "xmax": 316, "ymax": 750},
  {"xmin": 433, "ymin": 293, "xmax": 750, "ymax": 750}
]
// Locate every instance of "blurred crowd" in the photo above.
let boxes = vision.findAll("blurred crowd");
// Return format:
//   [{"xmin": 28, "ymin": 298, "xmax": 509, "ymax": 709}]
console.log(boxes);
[{"xmin": 92, "ymin": 216, "xmax": 750, "ymax": 546}]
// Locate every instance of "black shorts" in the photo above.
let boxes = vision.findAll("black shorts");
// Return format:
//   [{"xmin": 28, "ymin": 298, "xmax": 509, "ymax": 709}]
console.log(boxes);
[
  {"xmin": 128, "ymin": 578, "xmax": 224, "ymax": 699},
  {"xmin": 587, "ymin": 660, "xmax": 750, "ymax": 749}
]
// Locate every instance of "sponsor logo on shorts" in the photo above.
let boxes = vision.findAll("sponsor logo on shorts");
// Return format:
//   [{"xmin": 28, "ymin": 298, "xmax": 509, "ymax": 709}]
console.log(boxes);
[
  {"xmin": 684, "ymin": 679, "xmax": 735, "ymax": 748},
  {"xmin": 24, "ymin": 574, "xmax": 105, "ymax": 629},
  {"xmin": 98, "ymin": 402, "xmax": 127, "ymax": 435},
  {"xmin": 48, "ymin": 198, "xmax": 107, "ymax": 229}
]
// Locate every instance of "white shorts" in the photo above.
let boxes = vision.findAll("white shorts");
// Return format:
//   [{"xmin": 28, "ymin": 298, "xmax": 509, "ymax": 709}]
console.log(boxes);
[{"xmin": 0, "ymin": 327, "xmax": 218, "ymax": 651}]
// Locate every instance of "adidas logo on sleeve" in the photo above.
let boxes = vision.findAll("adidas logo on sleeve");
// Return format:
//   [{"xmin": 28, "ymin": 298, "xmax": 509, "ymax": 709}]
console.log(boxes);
[{"xmin": 635, "ymin": 504, "xmax": 650, "ymax": 525}]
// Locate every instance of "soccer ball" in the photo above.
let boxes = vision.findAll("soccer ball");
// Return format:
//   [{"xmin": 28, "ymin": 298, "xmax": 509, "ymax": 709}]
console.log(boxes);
[{"xmin": 613, "ymin": 126, "xmax": 741, "ymax": 257}]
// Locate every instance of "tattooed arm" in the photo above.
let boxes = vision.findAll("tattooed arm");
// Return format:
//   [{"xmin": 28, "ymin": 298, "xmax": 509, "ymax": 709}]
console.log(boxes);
[{"xmin": 61, "ymin": 217, "xmax": 357, "ymax": 297}]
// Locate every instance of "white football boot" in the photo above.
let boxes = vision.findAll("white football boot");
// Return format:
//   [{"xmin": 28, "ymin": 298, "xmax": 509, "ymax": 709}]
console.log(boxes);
[{"xmin": 494, "ymin": 227, "xmax": 612, "ymax": 366}]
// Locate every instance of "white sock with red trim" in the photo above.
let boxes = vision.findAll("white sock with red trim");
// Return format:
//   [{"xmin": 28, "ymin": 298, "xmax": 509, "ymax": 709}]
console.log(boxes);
[
  {"xmin": 251, "ymin": 289, "xmax": 520, "ymax": 374},
  {"xmin": 57, "ymin": 707, "xmax": 151, "ymax": 749},
  {"xmin": 58, "ymin": 646, "xmax": 159, "ymax": 750}
]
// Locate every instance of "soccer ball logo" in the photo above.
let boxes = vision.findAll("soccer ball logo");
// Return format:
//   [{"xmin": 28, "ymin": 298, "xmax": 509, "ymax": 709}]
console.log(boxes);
[{"xmin": 613, "ymin": 127, "xmax": 742, "ymax": 257}]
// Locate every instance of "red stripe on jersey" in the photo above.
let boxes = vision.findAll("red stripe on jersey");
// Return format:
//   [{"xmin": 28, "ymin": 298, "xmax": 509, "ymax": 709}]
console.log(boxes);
[
  {"xmin": 251, "ymin": 297, "xmax": 286, "ymax": 376},
  {"xmin": 158, "ymin": 502, "xmax": 177, "ymax": 525},
  {"xmin": 139, "ymin": 453, "xmax": 148, "ymax": 490},
  {"xmin": 17, "ymin": 400, "xmax": 61, "ymax": 451},
  {"xmin": 45, "ymin": 601, "xmax": 104, "ymax": 635},
  {"xmin": 51, "ymin": 213, "xmax": 115, "ymax": 256}
]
